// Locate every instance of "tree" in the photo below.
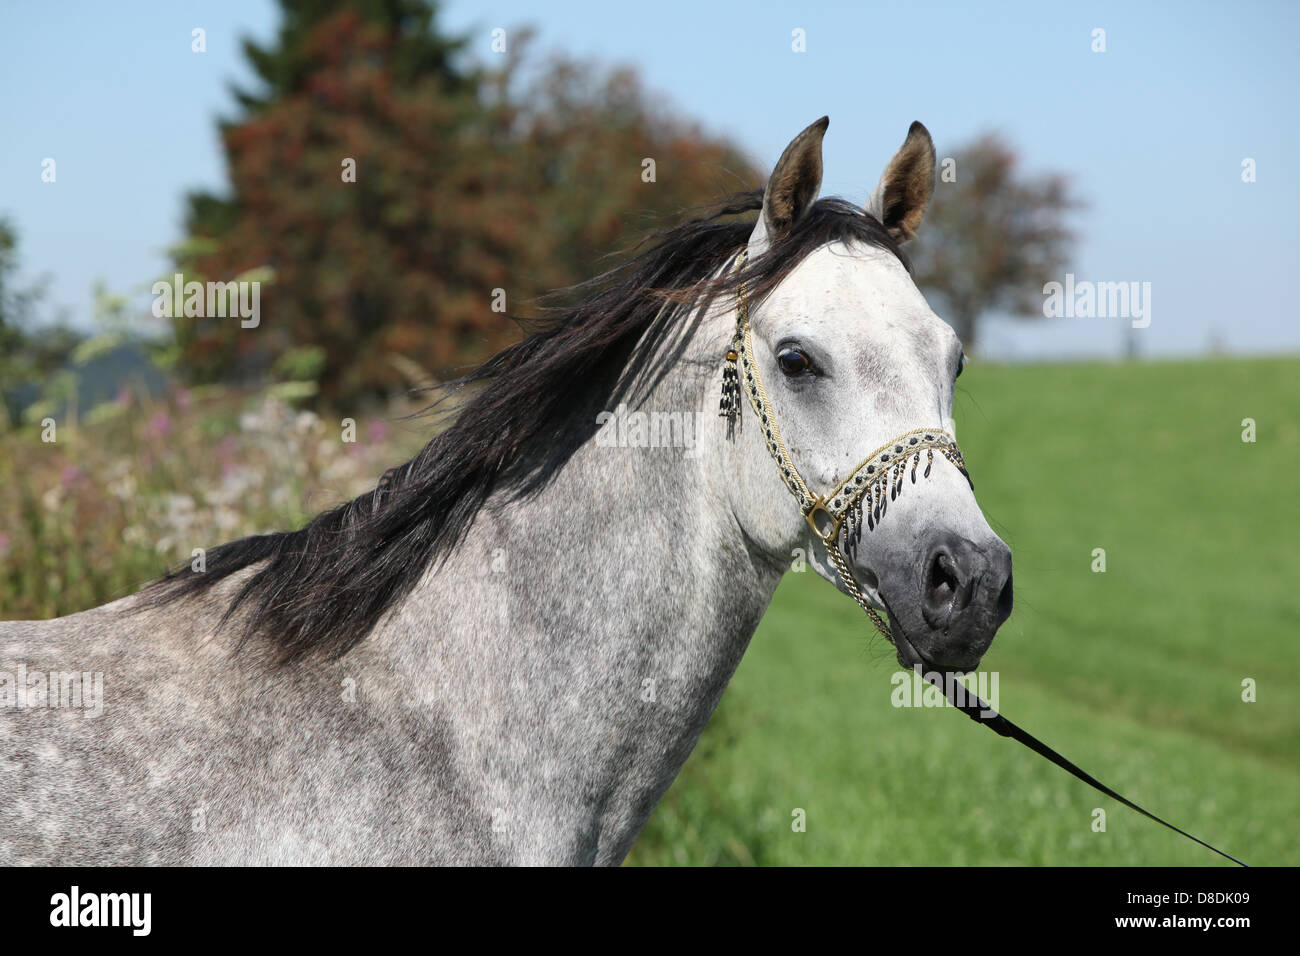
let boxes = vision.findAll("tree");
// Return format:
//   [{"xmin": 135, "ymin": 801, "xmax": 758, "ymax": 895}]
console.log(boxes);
[
  {"xmin": 909, "ymin": 134, "xmax": 1081, "ymax": 352},
  {"xmin": 176, "ymin": 1, "xmax": 758, "ymax": 406},
  {"xmin": 227, "ymin": 0, "xmax": 472, "ymax": 116},
  {"xmin": 0, "ymin": 217, "xmax": 84, "ymax": 427}
]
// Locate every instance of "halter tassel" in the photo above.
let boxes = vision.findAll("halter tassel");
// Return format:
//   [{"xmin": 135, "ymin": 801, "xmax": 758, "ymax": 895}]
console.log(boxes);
[{"xmin": 719, "ymin": 343, "xmax": 741, "ymax": 439}]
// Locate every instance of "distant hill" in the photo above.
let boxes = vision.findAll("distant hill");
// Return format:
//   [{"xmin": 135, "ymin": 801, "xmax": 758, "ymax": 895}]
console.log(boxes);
[{"xmin": 7, "ymin": 341, "xmax": 170, "ymax": 421}]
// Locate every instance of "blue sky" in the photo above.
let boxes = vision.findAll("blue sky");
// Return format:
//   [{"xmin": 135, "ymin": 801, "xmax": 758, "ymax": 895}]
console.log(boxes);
[{"xmin": 2, "ymin": 0, "xmax": 1297, "ymax": 360}]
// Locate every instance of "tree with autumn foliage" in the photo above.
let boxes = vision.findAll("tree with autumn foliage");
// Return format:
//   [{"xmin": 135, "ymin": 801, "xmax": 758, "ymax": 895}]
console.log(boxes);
[
  {"xmin": 176, "ymin": 0, "xmax": 758, "ymax": 406},
  {"xmin": 909, "ymin": 134, "xmax": 1081, "ymax": 352}
]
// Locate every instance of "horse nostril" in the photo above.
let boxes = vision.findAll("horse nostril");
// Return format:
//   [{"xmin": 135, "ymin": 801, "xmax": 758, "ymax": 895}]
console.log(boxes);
[
  {"xmin": 995, "ymin": 570, "xmax": 1014, "ymax": 624},
  {"xmin": 926, "ymin": 551, "xmax": 960, "ymax": 611}
]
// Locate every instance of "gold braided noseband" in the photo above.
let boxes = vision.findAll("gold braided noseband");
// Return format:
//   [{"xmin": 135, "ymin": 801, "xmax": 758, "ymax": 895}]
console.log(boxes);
[{"xmin": 718, "ymin": 248, "xmax": 973, "ymax": 641}]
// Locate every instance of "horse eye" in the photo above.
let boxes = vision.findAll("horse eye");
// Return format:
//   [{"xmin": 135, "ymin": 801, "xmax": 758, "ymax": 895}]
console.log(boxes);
[
  {"xmin": 777, "ymin": 347, "xmax": 812, "ymax": 376},
  {"xmin": 955, "ymin": 354, "xmax": 966, "ymax": 380}
]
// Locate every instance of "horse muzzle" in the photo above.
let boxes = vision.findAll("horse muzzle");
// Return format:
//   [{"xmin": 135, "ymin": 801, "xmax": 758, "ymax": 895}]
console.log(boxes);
[{"xmin": 881, "ymin": 532, "xmax": 1013, "ymax": 673}]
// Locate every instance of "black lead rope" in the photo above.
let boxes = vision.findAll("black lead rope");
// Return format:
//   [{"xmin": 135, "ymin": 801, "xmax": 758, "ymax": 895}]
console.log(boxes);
[{"xmin": 930, "ymin": 675, "xmax": 1249, "ymax": 867}]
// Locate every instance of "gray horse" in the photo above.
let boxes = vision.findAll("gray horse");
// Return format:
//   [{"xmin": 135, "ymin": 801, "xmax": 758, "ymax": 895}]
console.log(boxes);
[{"xmin": 1, "ymin": 118, "xmax": 1012, "ymax": 865}]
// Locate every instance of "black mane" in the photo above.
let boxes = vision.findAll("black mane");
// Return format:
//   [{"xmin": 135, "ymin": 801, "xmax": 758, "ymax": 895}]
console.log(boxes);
[{"xmin": 146, "ymin": 190, "xmax": 906, "ymax": 663}]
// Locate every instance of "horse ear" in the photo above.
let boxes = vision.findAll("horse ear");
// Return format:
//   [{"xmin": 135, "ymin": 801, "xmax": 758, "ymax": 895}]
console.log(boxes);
[
  {"xmin": 865, "ymin": 121, "xmax": 936, "ymax": 243},
  {"xmin": 751, "ymin": 116, "xmax": 829, "ymax": 250}
]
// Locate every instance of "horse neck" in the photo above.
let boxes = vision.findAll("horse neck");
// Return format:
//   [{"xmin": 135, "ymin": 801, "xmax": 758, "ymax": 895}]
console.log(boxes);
[{"xmin": 375, "ymin": 300, "xmax": 785, "ymax": 856}]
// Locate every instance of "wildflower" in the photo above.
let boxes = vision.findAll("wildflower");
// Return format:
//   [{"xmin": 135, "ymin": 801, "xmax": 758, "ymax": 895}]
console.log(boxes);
[
  {"xmin": 146, "ymin": 411, "xmax": 172, "ymax": 440},
  {"xmin": 61, "ymin": 465, "xmax": 88, "ymax": 490}
]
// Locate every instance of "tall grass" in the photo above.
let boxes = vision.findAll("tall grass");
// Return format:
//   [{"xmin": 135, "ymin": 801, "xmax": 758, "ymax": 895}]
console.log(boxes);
[{"xmin": 0, "ymin": 385, "xmax": 425, "ymax": 619}]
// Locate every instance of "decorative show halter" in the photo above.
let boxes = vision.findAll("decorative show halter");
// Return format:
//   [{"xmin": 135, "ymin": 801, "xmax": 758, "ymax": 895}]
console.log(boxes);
[{"xmin": 717, "ymin": 246, "xmax": 1245, "ymax": 866}]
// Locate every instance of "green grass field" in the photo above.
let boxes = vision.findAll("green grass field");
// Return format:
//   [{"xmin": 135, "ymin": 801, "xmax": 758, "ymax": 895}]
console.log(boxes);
[{"xmin": 627, "ymin": 356, "xmax": 1300, "ymax": 866}]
